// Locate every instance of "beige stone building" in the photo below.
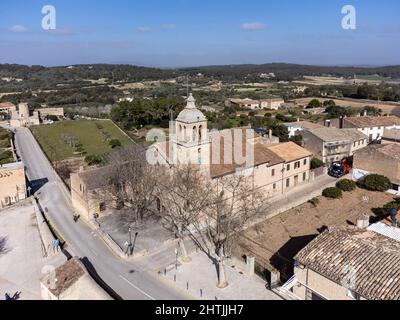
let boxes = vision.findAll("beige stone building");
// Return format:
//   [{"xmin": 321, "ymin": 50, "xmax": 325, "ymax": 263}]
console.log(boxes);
[
  {"xmin": 70, "ymin": 166, "xmax": 112, "ymax": 221},
  {"xmin": 260, "ymin": 98, "xmax": 284, "ymax": 110},
  {"xmin": 382, "ymin": 128, "xmax": 400, "ymax": 145},
  {"xmin": 286, "ymin": 227, "xmax": 400, "ymax": 300},
  {"xmin": 352, "ymin": 143, "xmax": 400, "ymax": 194},
  {"xmin": 0, "ymin": 161, "xmax": 26, "ymax": 208},
  {"xmin": 40, "ymin": 258, "xmax": 112, "ymax": 300},
  {"xmin": 37, "ymin": 107, "xmax": 65, "ymax": 118},
  {"xmin": 228, "ymin": 98, "xmax": 260, "ymax": 110},
  {"xmin": 10, "ymin": 103, "xmax": 40, "ymax": 128},
  {"xmin": 300, "ymin": 127, "xmax": 368, "ymax": 164}
]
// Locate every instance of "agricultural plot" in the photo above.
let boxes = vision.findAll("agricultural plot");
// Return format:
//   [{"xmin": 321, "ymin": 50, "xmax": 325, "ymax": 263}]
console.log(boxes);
[{"xmin": 30, "ymin": 120, "xmax": 132, "ymax": 161}]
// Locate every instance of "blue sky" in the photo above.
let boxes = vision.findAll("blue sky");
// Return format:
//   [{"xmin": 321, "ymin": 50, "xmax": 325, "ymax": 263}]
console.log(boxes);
[{"xmin": 0, "ymin": 0, "xmax": 399, "ymax": 67}]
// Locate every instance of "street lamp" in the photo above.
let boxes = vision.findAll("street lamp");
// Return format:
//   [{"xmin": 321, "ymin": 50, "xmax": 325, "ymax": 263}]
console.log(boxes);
[{"xmin": 128, "ymin": 226, "xmax": 132, "ymax": 256}]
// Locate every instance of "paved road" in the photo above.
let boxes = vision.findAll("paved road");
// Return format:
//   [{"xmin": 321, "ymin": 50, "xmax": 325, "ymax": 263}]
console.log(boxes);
[{"xmin": 14, "ymin": 127, "xmax": 187, "ymax": 300}]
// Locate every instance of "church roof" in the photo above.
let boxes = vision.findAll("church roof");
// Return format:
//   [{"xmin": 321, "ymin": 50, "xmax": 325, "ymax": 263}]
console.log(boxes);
[{"xmin": 176, "ymin": 93, "xmax": 206, "ymax": 123}]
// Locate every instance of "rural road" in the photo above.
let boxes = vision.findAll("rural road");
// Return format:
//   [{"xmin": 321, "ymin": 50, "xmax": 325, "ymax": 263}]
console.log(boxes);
[{"xmin": 13, "ymin": 127, "xmax": 187, "ymax": 300}]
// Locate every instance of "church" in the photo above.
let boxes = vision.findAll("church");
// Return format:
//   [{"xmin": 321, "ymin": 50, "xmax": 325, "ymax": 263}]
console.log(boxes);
[{"xmin": 152, "ymin": 94, "xmax": 313, "ymax": 199}]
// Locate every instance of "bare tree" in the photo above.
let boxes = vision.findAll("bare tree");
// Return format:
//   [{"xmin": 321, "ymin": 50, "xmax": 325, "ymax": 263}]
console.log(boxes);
[
  {"xmin": 159, "ymin": 165, "xmax": 267, "ymax": 287},
  {"xmin": 158, "ymin": 165, "xmax": 213, "ymax": 262},
  {"xmin": 100, "ymin": 144, "xmax": 160, "ymax": 225},
  {"xmin": 191, "ymin": 174, "xmax": 267, "ymax": 288}
]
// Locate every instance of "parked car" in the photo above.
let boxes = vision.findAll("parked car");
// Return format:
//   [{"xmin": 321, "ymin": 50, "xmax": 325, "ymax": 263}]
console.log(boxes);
[{"xmin": 329, "ymin": 162, "xmax": 346, "ymax": 178}]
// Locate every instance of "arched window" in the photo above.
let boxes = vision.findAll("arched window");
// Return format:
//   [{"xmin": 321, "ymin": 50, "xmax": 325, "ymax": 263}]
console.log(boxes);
[
  {"xmin": 183, "ymin": 126, "xmax": 187, "ymax": 141},
  {"xmin": 199, "ymin": 125, "xmax": 203, "ymax": 141},
  {"xmin": 198, "ymin": 148, "xmax": 202, "ymax": 164},
  {"xmin": 179, "ymin": 124, "xmax": 182, "ymax": 140},
  {"xmin": 193, "ymin": 126, "xmax": 197, "ymax": 142}
]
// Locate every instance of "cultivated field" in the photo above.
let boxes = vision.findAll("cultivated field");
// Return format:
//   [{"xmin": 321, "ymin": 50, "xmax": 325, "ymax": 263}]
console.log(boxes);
[
  {"xmin": 294, "ymin": 96, "xmax": 400, "ymax": 115},
  {"xmin": 31, "ymin": 119, "xmax": 132, "ymax": 161}
]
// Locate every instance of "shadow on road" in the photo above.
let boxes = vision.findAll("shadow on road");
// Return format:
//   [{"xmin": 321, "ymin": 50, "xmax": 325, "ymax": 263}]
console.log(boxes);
[
  {"xmin": 80, "ymin": 257, "xmax": 123, "ymax": 300},
  {"xmin": 29, "ymin": 178, "xmax": 49, "ymax": 193}
]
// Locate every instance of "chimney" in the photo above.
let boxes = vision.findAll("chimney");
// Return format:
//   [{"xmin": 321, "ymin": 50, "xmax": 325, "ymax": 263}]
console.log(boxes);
[
  {"xmin": 269, "ymin": 129, "xmax": 272, "ymax": 139},
  {"xmin": 363, "ymin": 110, "xmax": 368, "ymax": 117},
  {"xmin": 297, "ymin": 117, "xmax": 300, "ymax": 122},
  {"xmin": 356, "ymin": 213, "xmax": 370, "ymax": 229}
]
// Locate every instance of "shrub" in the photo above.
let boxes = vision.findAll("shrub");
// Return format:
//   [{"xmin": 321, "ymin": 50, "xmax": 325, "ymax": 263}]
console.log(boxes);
[
  {"xmin": 308, "ymin": 197, "xmax": 320, "ymax": 207},
  {"xmin": 336, "ymin": 179, "xmax": 357, "ymax": 192},
  {"xmin": 109, "ymin": 139, "xmax": 122, "ymax": 149},
  {"xmin": 383, "ymin": 198, "xmax": 400, "ymax": 210},
  {"xmin": 322, "ymin": 187, "xmax": 343, "ymax": 199},
  {"xmin": 363, "ymin": 174, "xmax": 392, "ymax": 192},
  {"xmin": 84, "ymin": 154, "xmax": 102, "ymax": 166},
  {"xmin": 306, "ymin": 99, "xmax": 321, "ymax": 109},
  {"xmin": 311, "ymin": 158, "xmax": 324, "ymax": 170}
]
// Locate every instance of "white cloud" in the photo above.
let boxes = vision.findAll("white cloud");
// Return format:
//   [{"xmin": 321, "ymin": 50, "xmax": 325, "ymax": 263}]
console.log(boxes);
[
  {"xmin": 10, "ymin": 25, "xmax": 28, "ymax": 33},
  {"xmin": 240, "ymin": 22, "xmax": 266, "ymax": 31},
  {"xmin": 161, "ymin": 24, "xmax": 176, "ymax": 30},
  {"xmin": 137, "ymin": 27, "xmax": 152, "ymax": 33}
]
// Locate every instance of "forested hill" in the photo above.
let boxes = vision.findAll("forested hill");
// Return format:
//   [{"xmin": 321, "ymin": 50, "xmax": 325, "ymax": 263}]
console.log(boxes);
[
  {"xmin": 1, "ymin": 63, "xmax": 400, "ymax": 91},
  {"xmin": 181, "ymin": 63, "xmax": 400, "ymax": 81}
]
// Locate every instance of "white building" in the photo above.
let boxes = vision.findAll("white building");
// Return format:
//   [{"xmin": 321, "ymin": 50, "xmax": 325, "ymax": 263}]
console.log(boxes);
[
  {"xmin": 284, "ymin": 120, "xmax": 325, "ymax": 138},
  {"xmin": 343, "ymin": 115, "xmax": 400, "ymax": 142}
]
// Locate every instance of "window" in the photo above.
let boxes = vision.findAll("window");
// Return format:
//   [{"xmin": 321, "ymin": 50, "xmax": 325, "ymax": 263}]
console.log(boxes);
[
  {"xmin": 286, "ymin": 178, "xmax": 290, "ymax": 188},
  {"xmin": 295, "ymin": 161, "xmax": 300, "ymax": 169},
  {"xmin": 303, "ymin": 172, "xmax": 307, "ymax": 181},
  {"xmin": 303, "ymin": 159, "xmax": 307, "ymax": 166},
  {"xmin": 273, "ymin": 183, "xmax": 277, "ymax": 190},
  {"xmin": 287, "ymin": 164, "xmax": 290, "ymax": 171},
  {"xmin": 271, "ymin": 169, "xmax": 275, "ymax": 176}
]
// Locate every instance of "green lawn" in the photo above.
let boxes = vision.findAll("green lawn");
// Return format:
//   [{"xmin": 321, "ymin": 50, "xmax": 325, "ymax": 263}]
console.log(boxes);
[{"xmin": 31, "ymin": 120, "xmax": 133, "ymax": 161}]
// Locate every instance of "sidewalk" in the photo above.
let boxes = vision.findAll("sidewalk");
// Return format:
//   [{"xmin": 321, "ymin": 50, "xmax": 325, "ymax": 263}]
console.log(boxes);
[{"xmin": 161, "ymin": 251, "xmax": 281, "ymax": 300}]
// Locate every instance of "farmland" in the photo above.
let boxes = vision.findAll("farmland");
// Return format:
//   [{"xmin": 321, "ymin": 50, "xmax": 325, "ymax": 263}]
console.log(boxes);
[{"xmin": 30, "ymin": 119, "xmax": 133, "ymax": 161}]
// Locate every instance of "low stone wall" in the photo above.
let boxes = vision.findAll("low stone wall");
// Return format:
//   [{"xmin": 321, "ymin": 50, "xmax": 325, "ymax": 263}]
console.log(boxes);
[{"xmin": 32, "ymin": 198, "xmax": 58, "ymax": 258}]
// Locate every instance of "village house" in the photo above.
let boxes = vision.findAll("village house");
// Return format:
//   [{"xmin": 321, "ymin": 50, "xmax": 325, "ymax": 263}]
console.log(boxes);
[
  {"xmin": 300, "ymin": 127, "xmax": 368, "ymax": 164},
  {"xmin": 70, "ymin": 166, "xmax": 113, "ymax": 221},
  {"xmin": 286, "ymin": 227, "xmax": 400, "ymax": 300},
  {"xmin": 40, "ymin": 258, "xmax": 112, "ymax": 300},
  {"xmin": 382, "ymin": 128, "xmax": 400, "ymax": 145},
  {"xmin": 0, "ymin": 102, "xmax": 17, "ymax": 115},
  {"xmin": 10, "ymin": 103, "xmax": 40, "ymax": 128},
  {"xmin": 342, "ymin": 115, "xmax": 400, "ymax": 142},
  {"xmin": 283, "ymin": 120, "xmax": 325, "ymax": 138},
  {"xmin": 37, "ymin": 107, "xmax": 65, "ymax": 119},
  {"xmin": 0, "ymin": 161, "xmax": 27, "ymax": 208},
  {"xmin": 260, "ymin": 98, "xmax": 284, "ymax": 110},
  {"xmin": 352, "ymin": 143, "xmax": 400, "ymax": 194},
  {"xmin": 228, "ymin": 98, "xmax": 260, "ymax": 110}
]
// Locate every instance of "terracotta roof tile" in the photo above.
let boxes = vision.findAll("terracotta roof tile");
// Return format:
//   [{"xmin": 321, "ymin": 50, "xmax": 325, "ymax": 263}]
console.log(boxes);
[{"xmin": 295, "ymin": 227, "xmax": 400, "ymax": 300}]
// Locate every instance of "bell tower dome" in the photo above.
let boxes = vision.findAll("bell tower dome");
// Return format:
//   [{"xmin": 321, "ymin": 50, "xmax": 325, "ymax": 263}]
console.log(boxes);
[{"xmin": 173, "ymin": 93, "xmax": 209, "ymax": 165}]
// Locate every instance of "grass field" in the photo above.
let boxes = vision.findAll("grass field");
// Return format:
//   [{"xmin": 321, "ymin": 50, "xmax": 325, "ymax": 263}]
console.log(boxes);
[{"xmin": 31, "ymin": 119, "xmax": 133, "ymax": 161}]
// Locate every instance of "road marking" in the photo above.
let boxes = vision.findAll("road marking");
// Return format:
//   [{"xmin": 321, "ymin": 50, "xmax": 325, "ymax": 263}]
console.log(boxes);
[{"xmin": 119, "ymin": 275, "xmax": 155, "ymax": 300}]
